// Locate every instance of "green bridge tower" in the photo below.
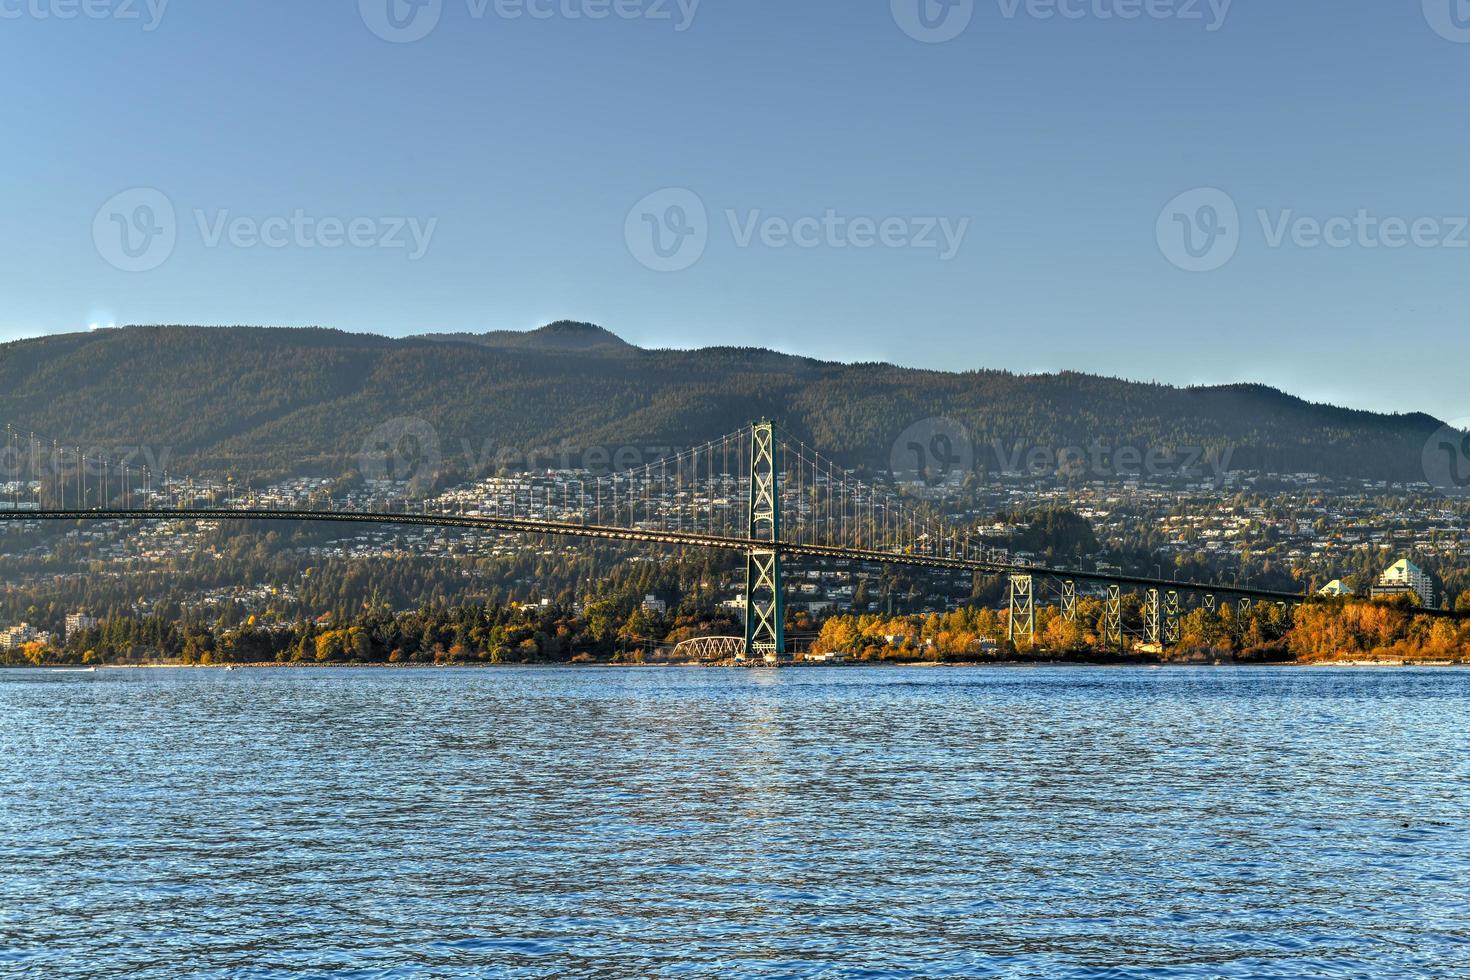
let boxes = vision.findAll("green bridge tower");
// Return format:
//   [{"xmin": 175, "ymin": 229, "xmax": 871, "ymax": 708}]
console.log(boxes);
[{"xmin": 744, "ymin": 420, "xmax": 785, "ymax": 662}]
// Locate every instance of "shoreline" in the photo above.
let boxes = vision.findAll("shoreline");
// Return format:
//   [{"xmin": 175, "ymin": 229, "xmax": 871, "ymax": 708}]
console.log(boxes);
[{"xmin": 7, "ymin": 658, "xmax": 1467, "ymax": 671}]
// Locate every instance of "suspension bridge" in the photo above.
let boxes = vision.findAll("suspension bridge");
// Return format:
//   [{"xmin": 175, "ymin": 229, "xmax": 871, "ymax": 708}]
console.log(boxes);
[{"xmin": 0, "ymin": 421, "xmax": 1435, "ymax": 662}]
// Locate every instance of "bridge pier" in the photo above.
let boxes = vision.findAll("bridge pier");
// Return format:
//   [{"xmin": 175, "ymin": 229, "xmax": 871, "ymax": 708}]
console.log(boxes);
[
  {"xmin": 744, "ymin": 421, "xmax": 787, "ymax": 663},
  {"xmin": 744, "ymin": 549, "xmax": 785, "ymax": 663},
  {"xmin": 1008, "ymin": 574, "xmax": 1035, "ymax": 647},
  {"xmin": 1061, "ymin": 580, "xmax": 1077, "ymax": 623},
  {"xmin": 1106, "ymin": 584, "xmax": 1123, "ymax": 651},
  {"xmin": 1144, "ymin": 588, "xmax": 1162, "ymax": 647},
  {"xmin": 1164, "ymin": 591, "xmax": 1181, "ymax": 647}
]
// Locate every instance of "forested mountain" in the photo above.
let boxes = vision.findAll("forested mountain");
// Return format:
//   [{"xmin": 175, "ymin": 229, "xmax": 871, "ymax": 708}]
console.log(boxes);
[
  {"xmin": 419, "ymin": 321, "xmax": 634, "ymax": 352},
  {"xmin": 0, "ymin": 322, "xmax": 1445, "ymax": 482}
]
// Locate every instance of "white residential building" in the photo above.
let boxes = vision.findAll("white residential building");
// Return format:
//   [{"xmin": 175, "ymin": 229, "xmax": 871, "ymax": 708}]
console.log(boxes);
[
  {"xmin": 1, "ymin": 623, "xmax": 40, "ymax": 649},
  {"xmin": 65, "ymin": 613, "xmax": 98, "ymax": 642},
  {"xmin": 1372, "ymin": 559, "xmax": 1437, "ymax": 608}
]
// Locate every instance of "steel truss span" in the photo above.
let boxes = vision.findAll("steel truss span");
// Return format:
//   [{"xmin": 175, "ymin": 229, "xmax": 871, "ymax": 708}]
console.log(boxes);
[{"xmin": 672, "ymin": 636, "xmax": 745, "ymax": 661}]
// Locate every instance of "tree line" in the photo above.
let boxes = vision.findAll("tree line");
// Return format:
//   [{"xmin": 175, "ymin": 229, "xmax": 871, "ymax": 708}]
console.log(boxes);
[{"xmin": 6, "ymin": 593, "xmax": 1466, "ymax": 668}]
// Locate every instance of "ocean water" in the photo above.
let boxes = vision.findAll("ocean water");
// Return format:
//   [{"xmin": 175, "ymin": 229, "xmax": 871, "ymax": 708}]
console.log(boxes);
[{"xmin": 2, "ymin": 665, "xmax": 1468, "ymax": 979}]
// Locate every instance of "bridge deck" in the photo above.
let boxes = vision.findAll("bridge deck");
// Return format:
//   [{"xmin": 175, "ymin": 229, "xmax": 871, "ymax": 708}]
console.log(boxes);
[{"xmin": 0, "ymin": 506, "xmax": 1423, "ymax": 612}]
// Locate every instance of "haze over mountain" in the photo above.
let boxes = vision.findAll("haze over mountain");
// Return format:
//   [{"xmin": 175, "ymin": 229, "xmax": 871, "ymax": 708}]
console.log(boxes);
[{"xmin": 0, "ymin": 322, "xmax": 1444, "ymax": 484}]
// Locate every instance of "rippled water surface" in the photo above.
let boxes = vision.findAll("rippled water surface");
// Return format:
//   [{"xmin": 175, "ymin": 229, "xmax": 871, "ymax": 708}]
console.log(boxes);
[{"xmin": 3, "ymin": 666, "xmax": 1469, "ymax": 978}]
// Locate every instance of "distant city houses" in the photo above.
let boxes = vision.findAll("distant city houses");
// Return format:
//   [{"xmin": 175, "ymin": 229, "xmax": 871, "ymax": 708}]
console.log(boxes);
[{"xmin": 1, "ymin": 460, "xmax": 1465, "ymax": 646}]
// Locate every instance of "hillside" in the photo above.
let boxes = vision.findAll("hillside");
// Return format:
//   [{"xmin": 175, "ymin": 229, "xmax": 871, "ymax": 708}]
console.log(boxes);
[
  {"xmin": 419, "ymin": 321, "xmax": 634, "ymax": 353},
  {"xmin": 0, "ymin": 323, "xmax": 1445, "ymax": 483}
]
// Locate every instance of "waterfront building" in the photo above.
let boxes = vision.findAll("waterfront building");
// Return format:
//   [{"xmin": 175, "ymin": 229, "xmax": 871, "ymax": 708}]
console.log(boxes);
[
  {"xmin": 1, "ymin": 623, "xmax": 39, "ymax": 649},
  {"xmin": 65, "ymin": 612, "xmax": 98, "ymax": 641},
  {"xmin": 1371, "ymin": 558, "xmax": 1437, "ymax": 608}
]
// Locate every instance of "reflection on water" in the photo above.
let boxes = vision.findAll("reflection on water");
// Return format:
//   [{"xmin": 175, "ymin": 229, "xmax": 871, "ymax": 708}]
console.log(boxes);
[{"xmin": 2, "ymin": 666, "xmax": 1468, "ymax": 978}]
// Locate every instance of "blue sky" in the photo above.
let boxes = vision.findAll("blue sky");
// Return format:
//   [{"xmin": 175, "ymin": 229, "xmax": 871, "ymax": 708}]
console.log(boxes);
[{"xmin": 2, "ymin": 1, "xmax": 1467, "ymax": 420}]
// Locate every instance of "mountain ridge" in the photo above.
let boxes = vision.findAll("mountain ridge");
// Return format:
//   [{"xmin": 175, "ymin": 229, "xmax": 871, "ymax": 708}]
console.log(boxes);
[
  {"xmin": 420, "ymin": 320, "xmax": 635, "ymax": 353},
  {"xmin": 0, "ymin": 323, "xmax": 1445, "ymax": 483}
]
